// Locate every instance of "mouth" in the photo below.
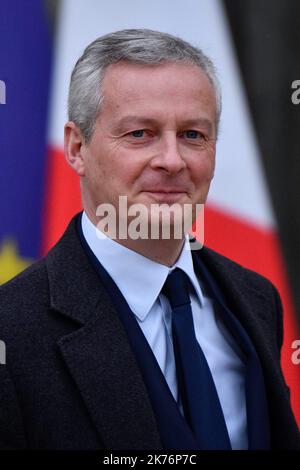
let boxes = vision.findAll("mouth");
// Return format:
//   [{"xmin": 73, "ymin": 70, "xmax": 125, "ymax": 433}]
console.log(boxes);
[{"xmin": 142, "ymin": 190, "xmax": 188, "ymax": 203}]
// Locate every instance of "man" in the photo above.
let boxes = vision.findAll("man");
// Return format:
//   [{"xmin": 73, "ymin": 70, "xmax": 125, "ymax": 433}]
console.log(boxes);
[{"xmin": 0, "ymin": 29, "xmax": 299, "ymax": 450}]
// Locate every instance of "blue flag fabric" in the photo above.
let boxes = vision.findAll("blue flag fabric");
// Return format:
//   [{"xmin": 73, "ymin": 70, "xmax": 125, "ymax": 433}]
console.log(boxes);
[{"xmin": 0, "ymin": 0, "xmax": 52, "ymax": 282}]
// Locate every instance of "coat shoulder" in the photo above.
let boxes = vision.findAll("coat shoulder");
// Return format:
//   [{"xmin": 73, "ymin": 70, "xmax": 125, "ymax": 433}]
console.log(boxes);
[
  {"xmin": 199, "ymin": 245, "xmax": 279, "ymax": 294},
  {"xmin": 0, "ymin": 258, "xmax": 49, "ymax": 332}
]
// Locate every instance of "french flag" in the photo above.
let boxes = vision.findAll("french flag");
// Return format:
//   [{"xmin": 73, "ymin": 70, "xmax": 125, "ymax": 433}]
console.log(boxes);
[{"xmin": 5, "ymin": 0, "xmax": 297, "ymax": 423}]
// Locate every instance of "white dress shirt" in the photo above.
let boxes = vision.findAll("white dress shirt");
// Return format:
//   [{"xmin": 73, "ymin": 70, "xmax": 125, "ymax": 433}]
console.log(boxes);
[{"xmin": 81, "ymin": 211, "xmax": 248, "ymax": 449}]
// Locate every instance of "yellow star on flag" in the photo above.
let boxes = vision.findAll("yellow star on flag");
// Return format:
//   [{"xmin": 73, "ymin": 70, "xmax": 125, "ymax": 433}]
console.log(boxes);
[{"xmin": 0, "ymin": 239, "xmax": 33, "ymax": 285}]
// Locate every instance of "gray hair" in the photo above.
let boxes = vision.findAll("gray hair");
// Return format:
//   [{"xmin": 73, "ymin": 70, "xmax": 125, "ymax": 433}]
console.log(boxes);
[{"xmin": 68, "ymin": 28, "xmax": 222, "ymax": 142}]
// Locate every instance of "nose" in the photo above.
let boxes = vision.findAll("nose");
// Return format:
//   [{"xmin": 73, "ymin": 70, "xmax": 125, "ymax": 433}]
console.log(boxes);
[{"xmin": 150, "ymin": 132, "xmax": 186, "ymax": 174}]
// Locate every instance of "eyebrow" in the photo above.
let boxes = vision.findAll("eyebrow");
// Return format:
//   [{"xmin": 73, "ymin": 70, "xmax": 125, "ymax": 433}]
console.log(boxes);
[{"xmin": 112, "ymin": 115, "xmax": 214, "ymax": 134}]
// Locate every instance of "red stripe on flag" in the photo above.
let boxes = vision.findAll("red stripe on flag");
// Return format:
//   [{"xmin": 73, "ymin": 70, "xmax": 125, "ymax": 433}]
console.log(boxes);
[
  {"xmin": 204, "ymin": 204, "xmax": 300, "ymax": 424},
  {"xmin": 42, "ymin": 146, "xmax": 82, "ymax": 254}
]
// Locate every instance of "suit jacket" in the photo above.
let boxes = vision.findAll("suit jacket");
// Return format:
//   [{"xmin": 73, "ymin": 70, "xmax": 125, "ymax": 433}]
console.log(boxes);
[{"xmin": 0, "ymin": 214, "xmax": 299, "ymax": 450}]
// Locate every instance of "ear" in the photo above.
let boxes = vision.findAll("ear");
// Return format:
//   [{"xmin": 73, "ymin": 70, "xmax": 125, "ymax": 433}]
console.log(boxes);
[{"xmin": 64, "ymin": 121, "xmax": 86, "ymax": 176}]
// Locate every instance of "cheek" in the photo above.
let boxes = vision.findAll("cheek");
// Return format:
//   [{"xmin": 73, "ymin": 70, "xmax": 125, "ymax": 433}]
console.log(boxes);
[
  {"xmin": 85, "ymin": 147, "xmax": 115, "ymax": 183},
  {"xmin": 192, "ymin": 154, "xmax": 215, "ymax": 184},
  {"xmin": 112, "ymin": 149, "xmax": 148, "ymax": 182}
]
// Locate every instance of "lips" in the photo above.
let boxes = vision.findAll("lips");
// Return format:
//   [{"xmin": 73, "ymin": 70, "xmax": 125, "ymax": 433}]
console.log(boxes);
[
  {"xmin": 142, "ymin": 189, "xmax": 188, "ymax": 202},
  {"xmin": 143, "ymin": 188, "xmax": 189, "ymax": 193}
]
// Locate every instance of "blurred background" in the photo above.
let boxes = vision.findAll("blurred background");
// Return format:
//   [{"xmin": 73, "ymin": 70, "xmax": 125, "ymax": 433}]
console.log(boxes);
[{"xmin": 0, "ymin": 0, "xmax": 299, "ymax": 423}]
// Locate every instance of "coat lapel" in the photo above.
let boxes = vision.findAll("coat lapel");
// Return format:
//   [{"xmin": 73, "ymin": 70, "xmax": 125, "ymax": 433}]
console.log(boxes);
[
  {"xmin": 194, "ymin": 247, "xmax": 298, "ymax": 448},
  {"xmin": 46, "ymin": 216, "xmax": 162, "ymax": 450},
  {"xmin": 195, "ymin": 247, "xmax": 284, "ymax": 384}
]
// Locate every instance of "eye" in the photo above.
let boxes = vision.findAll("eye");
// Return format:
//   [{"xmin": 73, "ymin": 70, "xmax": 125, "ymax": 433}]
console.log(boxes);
[
  {"xmin": 184, "ymin": 130, "xmax": 202, "ymax": 139},
  {"xmin": 130, "ymin": 129, "xmax": 145, "ymax": 138}
]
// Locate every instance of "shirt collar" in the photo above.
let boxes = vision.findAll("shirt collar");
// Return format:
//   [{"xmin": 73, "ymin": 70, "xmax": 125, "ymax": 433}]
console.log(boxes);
[{"xmin": 81, "ymin": 211, "xmax": 204, "ymax": 320}]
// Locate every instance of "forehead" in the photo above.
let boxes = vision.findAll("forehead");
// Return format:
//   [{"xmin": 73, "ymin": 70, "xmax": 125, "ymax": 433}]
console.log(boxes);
[{"xmin": 100, "ymin": 61, "xmax": 216, "ymax": 120}]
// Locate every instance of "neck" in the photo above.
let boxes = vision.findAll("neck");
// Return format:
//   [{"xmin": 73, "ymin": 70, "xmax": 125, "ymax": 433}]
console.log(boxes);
[
  {"xmin": 84, "ymin": 207, "xmax": 185, "ymax": 267},
  {"xmin": 113, "ymin": 236, "xmax": 185, "ymax": 267}
]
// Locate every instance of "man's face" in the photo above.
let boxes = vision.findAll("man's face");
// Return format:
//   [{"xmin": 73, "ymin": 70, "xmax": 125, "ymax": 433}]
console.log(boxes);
[{"xmin": 79, "ymin": 61, "xmax": 217, "ymax": 228}]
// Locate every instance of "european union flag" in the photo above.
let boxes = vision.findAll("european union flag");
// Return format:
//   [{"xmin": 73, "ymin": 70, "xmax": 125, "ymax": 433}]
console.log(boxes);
[{"xmin": 0, "ymin": 0, "xmax": 52, "ymax": 283}]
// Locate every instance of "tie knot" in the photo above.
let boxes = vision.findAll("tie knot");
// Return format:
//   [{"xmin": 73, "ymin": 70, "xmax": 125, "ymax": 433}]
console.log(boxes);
[{"xmin": 162, "ymin": 268, "xmax": 191, "ymax": 309}]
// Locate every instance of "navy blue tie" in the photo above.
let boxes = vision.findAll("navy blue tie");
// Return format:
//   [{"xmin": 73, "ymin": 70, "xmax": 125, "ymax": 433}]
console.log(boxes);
[{"xmin": 163, "ymin": 268, "xmax": 232, "ymax": 450}]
